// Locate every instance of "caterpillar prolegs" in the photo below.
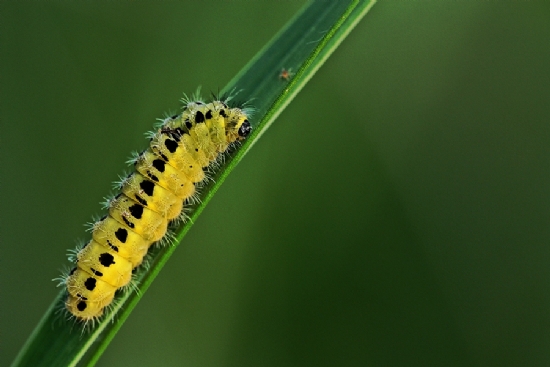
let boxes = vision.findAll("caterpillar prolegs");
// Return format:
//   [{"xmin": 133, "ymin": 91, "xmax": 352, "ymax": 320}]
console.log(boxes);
[{"xmin": 60, "ymin": 95, "xmax": 252, "ymax": 322}]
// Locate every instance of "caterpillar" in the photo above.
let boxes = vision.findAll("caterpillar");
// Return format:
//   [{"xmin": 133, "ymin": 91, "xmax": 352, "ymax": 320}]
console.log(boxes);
[{"xmin": 59, "ymin": 92, "xmax": 252, "ymax": 323}]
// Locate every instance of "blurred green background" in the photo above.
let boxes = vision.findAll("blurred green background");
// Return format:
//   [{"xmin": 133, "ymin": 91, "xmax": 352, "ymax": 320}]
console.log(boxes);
[{"xmin": 2, "ymin": 1, "xmax": 550, "ymax": 366}]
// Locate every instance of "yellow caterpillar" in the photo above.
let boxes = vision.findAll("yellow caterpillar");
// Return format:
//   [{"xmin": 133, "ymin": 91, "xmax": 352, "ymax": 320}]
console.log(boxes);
[{"xmin": 60, "ymin": 95, "xmax": 251, "ymax": 322}]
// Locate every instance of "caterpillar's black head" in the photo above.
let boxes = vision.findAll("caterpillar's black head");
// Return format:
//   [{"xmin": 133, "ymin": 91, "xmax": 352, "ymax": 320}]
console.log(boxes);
[
  {"xmin": 238, "ymin": 120, "xmax": 251, "ymax": 138},
  {"xmin": 226, "ymin": 108, "xmax": 252, "ymax": 143}
]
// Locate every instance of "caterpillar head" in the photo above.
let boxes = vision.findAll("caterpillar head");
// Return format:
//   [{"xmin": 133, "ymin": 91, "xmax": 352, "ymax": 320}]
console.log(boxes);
[{"xmin": 226, "ymin": 108, "xmax": 251, "ymax": 143}]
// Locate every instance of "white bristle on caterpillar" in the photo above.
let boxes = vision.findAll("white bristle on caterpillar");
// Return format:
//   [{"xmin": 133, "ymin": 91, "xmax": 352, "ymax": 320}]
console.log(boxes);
[{"xmin": 58, "ymin": 93, "xmax": 252, "ymax": 324}]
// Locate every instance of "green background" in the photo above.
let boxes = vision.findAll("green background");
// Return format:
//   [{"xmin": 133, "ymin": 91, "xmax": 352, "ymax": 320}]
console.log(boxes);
[{"xmin": 2, "ymin": 1, "xmax": 550, "ymax": 366}]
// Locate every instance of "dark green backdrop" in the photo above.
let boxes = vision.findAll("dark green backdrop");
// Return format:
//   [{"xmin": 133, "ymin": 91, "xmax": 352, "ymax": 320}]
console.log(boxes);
[{"xmin": 2, "ymin": 1, "xmax": 550, "ymax": 366}]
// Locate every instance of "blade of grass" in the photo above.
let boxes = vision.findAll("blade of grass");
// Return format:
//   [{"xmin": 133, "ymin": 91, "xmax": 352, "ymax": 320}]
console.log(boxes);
[{"xmin": 11, "ymin": 0, "xmax": 377, "ymax": 366}]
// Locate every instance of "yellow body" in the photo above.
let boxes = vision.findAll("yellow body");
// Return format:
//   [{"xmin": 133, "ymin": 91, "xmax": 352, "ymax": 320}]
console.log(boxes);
[
  {"xmin": 66, "ymin": 294, "xmax": 106, "ymax": 320},
  {"xmin": 75, "ymin": 240, "xmax": 133, "ymax": 288},
  {"xmin": 121, "ymin": 173, "xmax": 183, "ymax": 220},
  {"xmin": 135, "ymin": 149, "xmax": 196, "ymax": 199},
  {"xmin": 108, "ymin": 194, "xmax": 168, "ymax": 242},
  {"xmin": 91, "ymin": 216, "xmax": 151, "ymax": 267},
  {"xmin": 64, "ymin": 98, "xmax": 251, "ymax": 321},
  {"xmin": 66, "ymin": 268, "xmax": 116, "ymax": 306},
  {"xmin": 149, "ymin": 132, "xmax": 205, "ymax": 183}
]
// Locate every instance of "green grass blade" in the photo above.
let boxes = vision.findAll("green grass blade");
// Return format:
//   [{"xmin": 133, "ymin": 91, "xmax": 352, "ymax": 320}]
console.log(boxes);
[{"xmin": 11, "ymin": 1, "xmax": 376, "ymax": 366}]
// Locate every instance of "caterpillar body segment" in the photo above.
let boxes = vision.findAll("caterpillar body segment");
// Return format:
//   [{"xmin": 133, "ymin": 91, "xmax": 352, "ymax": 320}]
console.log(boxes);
[
  {"xmin": 119, "ymin": 172, "xmax": 183, "ymax": 220},
  {"xmin": 91, "ymin": 216, "xmax": 151, "ymax": 267},
  {"xmin": 136, "ymin": 149, "xmax": 199, "ymax": 198},
  {"xmin": 149, "ymin": 133, "xmax": 206, "ymax": 184},
  {"xmin": 65, "ymin": 266, "xmax": 117, "ymax": 303},
  {"xmin": 62, "ymin": 96, "xmax": 252, "ymax": 322},
  {"xmin": 108, "ymin": 194, "xmax": 168, "ymax": 242},
  {"xmin": 66, "ymin": 293, "xmax": 106, "ymax": 320},
  {"xmin": 74, "ymin": 240, "xmax": 133, "ymax": 288}
]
